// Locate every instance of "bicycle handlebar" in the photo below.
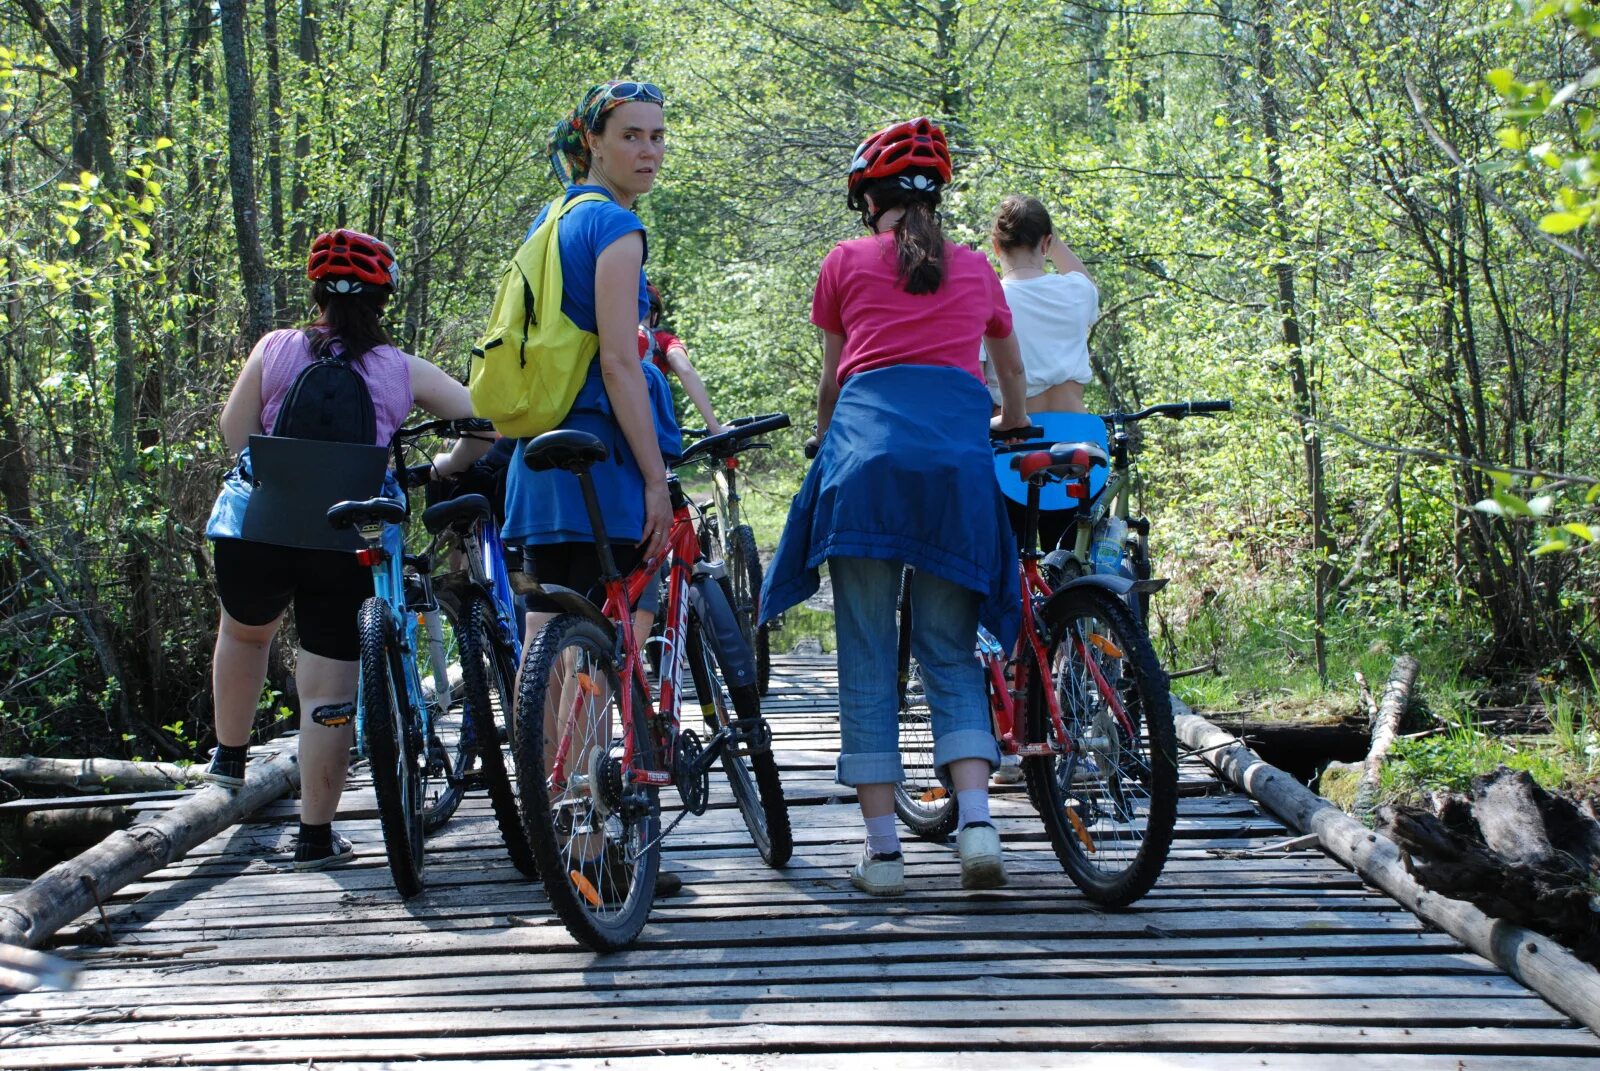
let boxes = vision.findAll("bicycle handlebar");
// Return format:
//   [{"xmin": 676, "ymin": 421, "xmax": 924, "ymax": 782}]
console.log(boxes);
[
  {"xmin": 678, "ymin": 412, "xmax": 791, "ymax": 466},
  {"xmin": 1105, "ymin": 400, "xmax": 1233, "ymax": 423},
  {"xmin": 395, "ymin": 417, "xmax": 497, "ymax": 443}
]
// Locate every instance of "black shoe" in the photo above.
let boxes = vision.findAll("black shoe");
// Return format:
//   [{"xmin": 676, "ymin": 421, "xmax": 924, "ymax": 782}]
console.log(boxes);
[
  {"xmin": 294, "ymin": 831, "xmax": 356, "ymax": 871},
  {"xmin": 203, "ymin": 749, "xmax": 246, "ymax": 789}
]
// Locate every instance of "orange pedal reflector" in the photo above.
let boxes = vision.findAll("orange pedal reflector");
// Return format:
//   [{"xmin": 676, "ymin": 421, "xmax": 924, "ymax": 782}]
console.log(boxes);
[
  {"xmin": 575, "ymin": 672, "xmax": 601, "ymax": 697},
  {"xmin": 919, "ymin": 787, "xmax": 948, "ymax": 802},
  {"xmin": 569, "ymin": 869, "xmax": 603, "ymax": 908},
  {"xmin": 1088, "ymin": 633, "xmax": 1124, "ymax": 659},
  {"xmin": 1065, "ymin": 805, "xmax": 1096, "ymax": 853}
]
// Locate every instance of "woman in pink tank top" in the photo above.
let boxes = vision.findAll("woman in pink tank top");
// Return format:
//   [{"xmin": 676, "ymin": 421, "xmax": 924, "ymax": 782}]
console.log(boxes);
[{"xmin": 204, "ymin": 229, "xmax": 489, "ymax": 870}]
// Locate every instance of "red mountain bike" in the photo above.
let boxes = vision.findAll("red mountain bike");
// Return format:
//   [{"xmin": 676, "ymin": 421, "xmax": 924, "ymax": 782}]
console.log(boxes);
[
  {"xmin": 893, "ymin": 425, "xmax": 1179, "ymax": 907},
  {"xmin": 511, "ymin": 417, "xmax": 793, "ymax": 950}
]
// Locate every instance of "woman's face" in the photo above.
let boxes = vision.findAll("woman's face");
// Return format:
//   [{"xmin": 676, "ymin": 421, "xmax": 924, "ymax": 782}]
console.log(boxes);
[{"xmin": 587, "ymin": 101, "xmax": 665, "ymax": 199}]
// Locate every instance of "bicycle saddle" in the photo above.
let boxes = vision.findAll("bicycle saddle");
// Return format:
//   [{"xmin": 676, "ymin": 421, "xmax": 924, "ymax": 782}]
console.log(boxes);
[
  {"xmin": 1011, "ymin": 441, "xmax": 1109, "ymax": 483},
  {"xmin": 421, "ymin": 493, "xmax": 491, "ymax": 535},
  {"xmin": 327, "ymin": 496, "xmax": 407, "ymax": 530},
  {"xmin": 524, "ymin": 430, "xmax": 608, "ymax": 473}
]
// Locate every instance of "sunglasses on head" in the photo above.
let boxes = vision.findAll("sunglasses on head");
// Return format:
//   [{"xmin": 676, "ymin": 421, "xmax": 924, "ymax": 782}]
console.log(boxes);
[{"xmin": 600, "ymin": 81, "xmax": 664, "ymax": 106}]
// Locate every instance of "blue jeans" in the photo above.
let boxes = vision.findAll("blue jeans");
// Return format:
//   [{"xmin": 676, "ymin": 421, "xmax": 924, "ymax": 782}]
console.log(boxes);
[{"xmin": 830, "ymin": 556, "xmax": 999, "ymax": 786}]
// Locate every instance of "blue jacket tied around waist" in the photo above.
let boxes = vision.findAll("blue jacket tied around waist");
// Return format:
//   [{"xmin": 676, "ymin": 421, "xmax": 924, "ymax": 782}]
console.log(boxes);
[{"xmin": 760, "ymin": 365, "xmax": 1021, "ymax": 650}]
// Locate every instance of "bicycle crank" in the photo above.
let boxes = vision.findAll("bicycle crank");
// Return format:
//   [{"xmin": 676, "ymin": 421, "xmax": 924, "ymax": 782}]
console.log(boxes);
[{"xmin": 673, "ymin": 728, "xmax": 711, "ymax": 815}]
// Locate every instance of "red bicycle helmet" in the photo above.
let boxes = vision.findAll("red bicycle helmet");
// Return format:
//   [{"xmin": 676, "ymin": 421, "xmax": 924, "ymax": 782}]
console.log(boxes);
[
  {"xmin": 306, "ymin": 229, "xmax": 399, "ymax": 293},
  {"xmin": 846, "ymin": 118, "xmax": 952, "ymax": 210}
]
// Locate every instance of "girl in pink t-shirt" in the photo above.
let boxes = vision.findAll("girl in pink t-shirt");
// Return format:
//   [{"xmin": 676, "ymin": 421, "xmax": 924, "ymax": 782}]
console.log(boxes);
[{"xmin": 798, "ymin": 118, "xmax": 1027, "ymax": 897}]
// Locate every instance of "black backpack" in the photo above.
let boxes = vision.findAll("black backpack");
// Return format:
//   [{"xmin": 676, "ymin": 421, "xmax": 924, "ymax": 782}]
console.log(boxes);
[{"xmin": 272, "ymin": 337, "xmax": 377, "ymax": 444}]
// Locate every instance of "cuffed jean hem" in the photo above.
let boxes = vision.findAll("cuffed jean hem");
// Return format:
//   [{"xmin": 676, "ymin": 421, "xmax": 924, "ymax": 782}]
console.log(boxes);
[
  {"xmin": 933, "ymin": 728, "xmax": 1001, "ymax": 776},
  {"xmin": 836, "ymin": 750, "xmax": 907, "ymax": 787}
]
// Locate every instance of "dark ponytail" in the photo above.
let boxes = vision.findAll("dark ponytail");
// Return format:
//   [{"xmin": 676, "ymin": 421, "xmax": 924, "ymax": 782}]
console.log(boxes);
[
  {"xmin": 304, "ymin": 280, "xmax": 394, "ymax": 358},
  {"xmin": 862, "ymin": 171, "xmax": 946, "ymax": 296}
]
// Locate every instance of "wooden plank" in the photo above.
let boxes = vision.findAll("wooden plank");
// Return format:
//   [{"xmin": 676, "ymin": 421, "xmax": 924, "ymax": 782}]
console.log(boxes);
[{"xmin": 5, "ymin": 1023, "xmax": 1599, "ymax": 1068}]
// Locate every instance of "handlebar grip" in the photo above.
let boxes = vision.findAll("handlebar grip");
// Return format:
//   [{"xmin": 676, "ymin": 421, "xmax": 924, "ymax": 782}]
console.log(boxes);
[
  {"xmin": 403, "ymin": 463, "xmax": 435, "ymax": 489},
  {"xmin": 1188, "ymin": 400, "xmax": 1232, "ymax": 415},
  {"xmin": 990, "ymin": 424, "xmax": 1045, "ymax": 442}
]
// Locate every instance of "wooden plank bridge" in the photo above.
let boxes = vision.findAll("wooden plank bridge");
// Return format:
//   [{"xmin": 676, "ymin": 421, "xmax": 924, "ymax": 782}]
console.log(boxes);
[{"xmin": 2, "ymin": 654, "xmax": 1597, "ymax": 1069}]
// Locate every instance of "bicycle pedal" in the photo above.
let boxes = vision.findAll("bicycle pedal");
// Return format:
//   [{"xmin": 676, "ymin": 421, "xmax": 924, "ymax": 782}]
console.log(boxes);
[
  {"xmin": 311, "ymin": 702, "xmax": 355, "ymax": 728},
  {"xmin": 729, "ymin": 717, "xmax": 773, "ymax": 755}
]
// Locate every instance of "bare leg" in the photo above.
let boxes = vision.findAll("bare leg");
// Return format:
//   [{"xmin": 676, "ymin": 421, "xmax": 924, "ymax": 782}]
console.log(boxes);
[
  {"xmin": 295, "ymin": 649, "xmax": 359, "ymax": 825},
  {"xmin": 213, "ymin": 611, "xmax": 283, "ymax": 748},
  {"xmin": 856, "ymin": 782, "xmax": 895, "ymax": 821}
]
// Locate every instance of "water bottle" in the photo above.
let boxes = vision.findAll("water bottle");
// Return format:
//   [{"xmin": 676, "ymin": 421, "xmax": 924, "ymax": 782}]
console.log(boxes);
[{"xmin": 1089, "ymin": 516, "xmax": 1129, "ymax": 576}]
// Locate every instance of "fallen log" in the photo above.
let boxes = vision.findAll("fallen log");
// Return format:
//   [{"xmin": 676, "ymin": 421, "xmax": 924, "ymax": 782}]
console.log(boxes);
[
  {"xmin": 1174, "ymin": 700, "xmax": 1600, "ymax": 1035},
  {"xmin": 1377, "ymin": 766, "xmax": 1600, "ymax": 965},
  {"xmin": 0, "ymin": 755, "xmax": 205, "ymax": 794},
  {"xmin": 0, "ymin": 749, "xmax": 298, "ymax": 949},
  {"xmin": 6, "ymin": 806, "xmax": 134, "ymax": 850},
  {"xmin": 1353, "ymin": 654, "xmax": 1421, "ymax": 818}
]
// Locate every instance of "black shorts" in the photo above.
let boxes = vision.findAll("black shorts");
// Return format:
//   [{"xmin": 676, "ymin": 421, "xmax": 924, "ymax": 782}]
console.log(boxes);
[
  {"xmin": 525, "ymin": 542, "xmax": 647, "ymax": 612},
  {"xmin": 213, "ymin": 538, "xmax": 373, "ymax": 661}
]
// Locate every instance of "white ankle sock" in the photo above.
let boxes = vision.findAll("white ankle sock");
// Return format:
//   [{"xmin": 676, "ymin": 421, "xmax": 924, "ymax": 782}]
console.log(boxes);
[
  {"xmin": 957, "ymin": 788, "xmax": 991, "ymax": 830},
  {"xmin": 864, "ymin": 813, "xmax": 901, "ymax": 856}
]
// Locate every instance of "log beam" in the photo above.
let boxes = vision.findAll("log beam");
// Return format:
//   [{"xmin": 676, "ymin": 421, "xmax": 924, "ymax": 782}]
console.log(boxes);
[
  {"xmin": 0, "ymin": 749, "xmax": 298, "ymax": 948},
  {"xmin": 1353, "ymin": 654, "xmax": 1421, "ymax": 818},
  {"xmin": 0, "ymin": 756, "xmax": 206, "ymax": 793},
  {"xmin": 1175, "ymin": 700, "xmax": 1600, "ymax": 1035}
]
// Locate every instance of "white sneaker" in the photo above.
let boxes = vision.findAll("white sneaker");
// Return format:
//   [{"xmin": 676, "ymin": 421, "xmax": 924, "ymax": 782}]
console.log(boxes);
[
  {"xmin": 849, "ymin": 848, "xmax": 905, "ymax": 897},
  {"xmin": 958, "ymin": 822, "xmax": 1008, "ymax": 889},
  {"xmin": 992, "ymin": 755, "xmax": 1024, "ymax": 785}
]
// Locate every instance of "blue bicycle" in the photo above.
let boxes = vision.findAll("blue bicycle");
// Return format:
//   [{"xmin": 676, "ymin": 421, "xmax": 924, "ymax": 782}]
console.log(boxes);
[{"xmin": 328, "ymin": 418, "xmax": 530, "ymax": 897}]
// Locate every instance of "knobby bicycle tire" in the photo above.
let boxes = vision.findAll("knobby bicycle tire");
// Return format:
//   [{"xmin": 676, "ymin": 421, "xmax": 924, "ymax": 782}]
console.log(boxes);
[
  {"xmin": 513, "ymin": 613, "xmax": 659, "ymax": 950},
  {"xmin": 421, "ymin": 598, "xmax": 466, "ymax": 835},
  {"xmin": 1027, "ymin": 586, "xmax": 1176, "ymax": 907},
  {"xmin": 684, "ymin": 608, "xmax": 792, "ymax": 868},
  {"xmin": 457, "ymin": 590, "xmax": 537, "ymax": 877},
  {"xmin": 358, "ymin": 598, "xmax": 426, "ymax": 898},
  {"xmin": 726, "ymin": 523, "xmax": 771, "ymax": 697}
]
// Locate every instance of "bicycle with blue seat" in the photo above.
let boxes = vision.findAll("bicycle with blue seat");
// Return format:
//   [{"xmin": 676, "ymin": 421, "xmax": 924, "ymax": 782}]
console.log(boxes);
[{"xmin": 326, "ymin": 418, "xmax": 531, "ymax": 897}]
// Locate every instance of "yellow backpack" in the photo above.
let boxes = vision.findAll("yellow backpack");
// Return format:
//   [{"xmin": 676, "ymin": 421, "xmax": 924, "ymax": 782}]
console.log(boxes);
[{"xmin": 469, "ymin": 192, "xmax": 606, "ymax": 438}]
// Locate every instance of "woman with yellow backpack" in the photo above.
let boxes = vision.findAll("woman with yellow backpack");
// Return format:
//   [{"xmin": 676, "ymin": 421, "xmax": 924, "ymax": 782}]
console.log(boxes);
[{"xmin": 499, "ymin": 81, "xmax": 681, "ymax": 605}]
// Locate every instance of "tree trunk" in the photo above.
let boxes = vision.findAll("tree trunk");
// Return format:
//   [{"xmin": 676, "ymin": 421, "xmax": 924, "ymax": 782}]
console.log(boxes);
[
  {"xmin": 1352, "ymin": 654, "xmax": 1421, "ymax": 818},
  {"xmin": 402, "ymin": 0, "xmax": 437, "ymax": 351},
  {"xmin": 289, "ymin": 0, "xmax": 316, "ymax": 260},
  {"xmin": 262, "ymin": 0, "xmax": 287, "ymax": 317},
  {"xmin": 0, "ymin": 756, "xmax": 206, "ymax": 792},
  {"xmin": 219, "ymin": 0, "xmax": 276, "ymax": 343},
  {"xmin": 1256, "ymin": 0, "xmax": 1334, "ymax": 683}
]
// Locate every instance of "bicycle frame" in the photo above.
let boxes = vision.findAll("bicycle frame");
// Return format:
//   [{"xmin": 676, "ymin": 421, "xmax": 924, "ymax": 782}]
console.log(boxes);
[{"xmin": 544, "ymin": 486, "xmax": 702, "ymax": 793}]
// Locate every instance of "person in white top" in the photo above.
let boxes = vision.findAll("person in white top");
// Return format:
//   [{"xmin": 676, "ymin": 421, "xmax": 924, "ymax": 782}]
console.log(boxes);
[
  {"xmin": 984, "ymin": 196, "xmax": 1099, "ymax": 786},
  {"xmin": 983, "ymin": 195, "xmax": 1098, "ymax": 414}
]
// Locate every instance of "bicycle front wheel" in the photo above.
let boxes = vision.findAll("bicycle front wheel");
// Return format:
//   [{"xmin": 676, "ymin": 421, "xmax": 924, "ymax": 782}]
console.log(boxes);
[
  {"xmin": 685, "ymin": 605, "xmax": 792, "ymax": 868},
  {"xmin": 420, "ymin": 600, "xmax": 466, "ymax": 835},
  {"xmin": 1028, "ymin": 586, "xmax": 1176, "ymax": 907},
  {"xmin": 458, "ymin": 590, "xmax": 537, "ymax": 877},
  {"xmin": 726, "ymin": 523, "xmax": 771, "ymax": 697},
  {"xmin": 358, "ymin": 598, "xmax": 426, "ymax": 898},
  {"xmin": 514, "ymin": 613, "xmax": 659, "ymax": 951},
  {"xmin": 891, "ymin": 656, "xmax": 958, "ymax": 841}
]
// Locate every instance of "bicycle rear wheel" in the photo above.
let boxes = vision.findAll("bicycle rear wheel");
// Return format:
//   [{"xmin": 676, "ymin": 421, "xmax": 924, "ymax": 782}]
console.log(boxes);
[
  {"xmin": 726, "ymin": 523, "xmax": 771, "ymax": 697},
  {"xmin": 684, "ymin": 604, "xmax": 791, "ymax": 868},
  {"xmin": 891, "ymin": 656, "xmax": 959, "ymax": 840},
  {"xmin": 458, "ymin": 590, "xmax": 537, "ymax": 877},
  {"xmin": 420, "ymin": 600, "xmax": 466, "ymax": 835},
  {"xmin": 1027, "ymin": 585, "xmax": 1176, "ymax": 907},
  {"xmin": 514, "ymin": 613, "xmax": 658, "ymax": 950},
  {"xmin": 358, "ymin": 598, "xmax": 426, "ymax": 898}
]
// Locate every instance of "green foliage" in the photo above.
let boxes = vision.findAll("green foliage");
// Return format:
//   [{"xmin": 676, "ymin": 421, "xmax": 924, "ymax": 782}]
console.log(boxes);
[{"xmin": 2, "ymin": 0, "xmax": 1598, "ymax": 758}]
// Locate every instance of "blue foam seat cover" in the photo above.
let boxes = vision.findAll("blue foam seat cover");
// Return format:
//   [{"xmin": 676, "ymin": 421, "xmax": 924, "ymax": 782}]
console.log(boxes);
[{"xmin": 994, "ymin": 411, "xmax": 1110, "ymax": 510}]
